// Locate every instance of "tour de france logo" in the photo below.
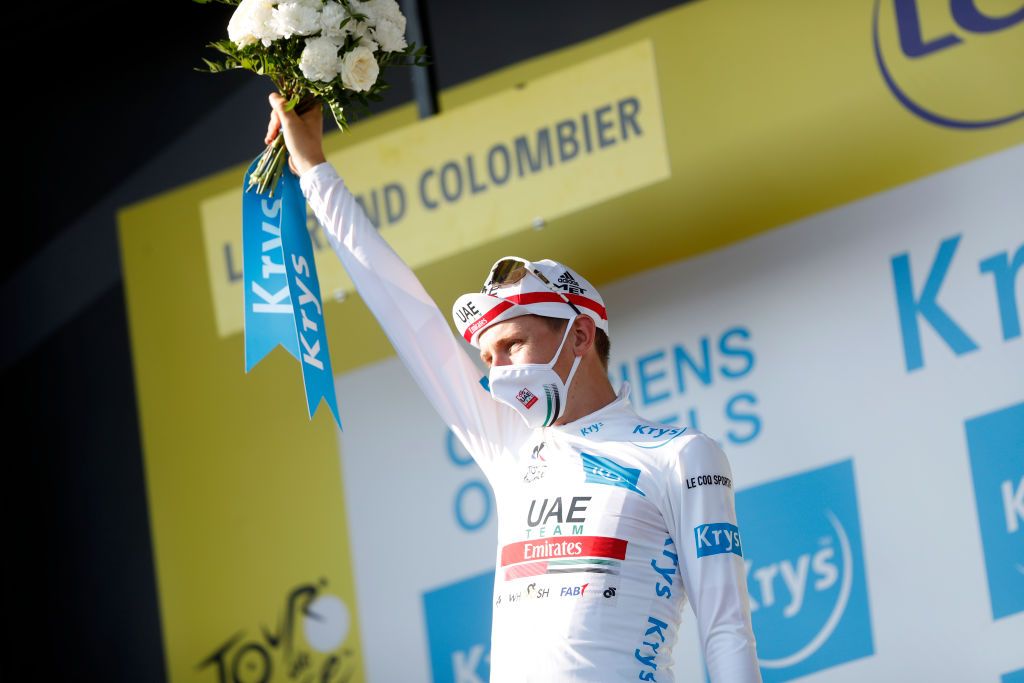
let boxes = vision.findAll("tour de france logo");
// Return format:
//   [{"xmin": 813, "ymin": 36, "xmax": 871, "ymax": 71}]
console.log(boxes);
[
  {"xmin": 197, "ymin": 579, "xmax": 355, "ymax": 683},
  {"xmin": 872, "ymin": 0, "xmax": 1023, "ymax": 129}
]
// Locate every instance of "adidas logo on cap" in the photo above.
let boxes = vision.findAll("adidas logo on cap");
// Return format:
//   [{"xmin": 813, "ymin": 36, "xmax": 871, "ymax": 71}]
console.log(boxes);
[{"xmin": 555, "ymin": 271, "xmax": 587, "ymax": 295}]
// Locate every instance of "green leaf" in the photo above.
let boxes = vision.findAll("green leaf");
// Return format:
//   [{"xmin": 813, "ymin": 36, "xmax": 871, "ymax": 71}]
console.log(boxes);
[
  {"xmin": 328, "ymin": 99, "xmax": 349, "ymax": 133},
  {"xmin": 198, "ymin": 57, "xmax": 225, "ymax": 73}
]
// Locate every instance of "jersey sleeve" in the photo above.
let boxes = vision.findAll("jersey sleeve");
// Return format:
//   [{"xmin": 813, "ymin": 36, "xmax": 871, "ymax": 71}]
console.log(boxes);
[
  {"xmin": 663, "ymin": 432, "xmax": 761, "ymax": 683},
  {"xmin": 298, "ymin": 160, "xmax": 521, "ymax": 480}
]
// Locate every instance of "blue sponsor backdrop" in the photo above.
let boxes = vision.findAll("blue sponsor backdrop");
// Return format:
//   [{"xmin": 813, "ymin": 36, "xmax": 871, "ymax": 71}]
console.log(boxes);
[
  {"xmin": 400, "ymin": 154, "xmax": 1023, "ymax": 681},
  {"xmin": 965, "ymin": 401, "xmax": 1024, "ymax": 620},
  {"xmin": 735, "ymin": 459, "xmax": 874, "ymax": 683},
  {"xmin": 1004, "ymin": 668, "xmax": 1024, "ymax": 683},
  {"xmin": 423, "ymin": 569, "xmax": 494, "ymax": 683}
]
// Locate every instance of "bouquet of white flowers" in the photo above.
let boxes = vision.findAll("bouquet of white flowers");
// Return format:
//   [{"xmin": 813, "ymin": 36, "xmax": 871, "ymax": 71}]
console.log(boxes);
[
  {"xmin": 195, "ymin": 0, "xmax": 428, "ymax": 196},
  {"xmin": 192, "ymin": 0, "xmax": 427, "ymax": 429}
]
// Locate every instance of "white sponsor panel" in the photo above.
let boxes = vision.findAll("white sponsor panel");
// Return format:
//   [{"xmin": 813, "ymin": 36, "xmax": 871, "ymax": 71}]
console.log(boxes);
[{"xmin": 336, "ymin": 144, "xmax": 1024, "ymax": 681}]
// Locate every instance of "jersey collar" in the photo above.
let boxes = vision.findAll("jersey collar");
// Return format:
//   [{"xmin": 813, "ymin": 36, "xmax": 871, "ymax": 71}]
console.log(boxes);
[{"xmin": 548, "ymin": 381, "xmax": 635, "ymax": 433}]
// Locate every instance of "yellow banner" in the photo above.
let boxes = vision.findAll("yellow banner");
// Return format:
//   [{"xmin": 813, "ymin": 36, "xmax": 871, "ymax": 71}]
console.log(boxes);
[
  {"xmin": 872, "ymin": 0, "xmax": 1023, "ymax": 127},
  {"xmin": 203, "ymin": 39, "xmax": 669, "ymax": 338}
]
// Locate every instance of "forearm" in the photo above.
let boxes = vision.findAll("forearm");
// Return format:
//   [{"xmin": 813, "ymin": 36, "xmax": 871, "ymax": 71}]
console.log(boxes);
[
  {"xmin": 297, "ymin": 161, "xmax": 512, "ymax": 468},
  {"xmin": 696, "ymin": 583, "xmax": 761, "ymax": 682}
]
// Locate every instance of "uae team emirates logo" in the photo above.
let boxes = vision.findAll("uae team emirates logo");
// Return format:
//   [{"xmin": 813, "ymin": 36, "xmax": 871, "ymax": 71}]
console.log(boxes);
[{"xmin": 517, "ymin": 388, "xmax": 539, "ymax": 409}]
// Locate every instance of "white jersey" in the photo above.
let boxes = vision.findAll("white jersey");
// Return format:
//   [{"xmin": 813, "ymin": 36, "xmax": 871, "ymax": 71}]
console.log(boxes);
[{"xmin": 299, "ymin": 161, "xmax": 761, "ymax": 682}]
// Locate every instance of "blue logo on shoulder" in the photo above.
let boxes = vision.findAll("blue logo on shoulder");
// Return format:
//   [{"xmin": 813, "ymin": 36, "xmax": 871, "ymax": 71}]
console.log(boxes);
[
  {"xmin": 631, "ymin": 423, "xmax": 687, "ymax": 450},
  {"xmin": 581, "ymin": 453, "xmax": 646, "ymax": 496},
  {"xmin": 694, "ymin": 522, "xmax": 743, "ymax": 558}
]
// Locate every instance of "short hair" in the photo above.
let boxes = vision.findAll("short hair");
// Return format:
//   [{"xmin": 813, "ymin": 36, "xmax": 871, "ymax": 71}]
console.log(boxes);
[{"xmin": 536, "ymin": 315, "xmax": 610, "ymax": 369}]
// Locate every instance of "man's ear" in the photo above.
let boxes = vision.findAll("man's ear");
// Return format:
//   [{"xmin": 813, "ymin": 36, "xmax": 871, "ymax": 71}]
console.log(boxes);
[{"xmin": 572, "ymin": 315, "xmax": 596, "ymax": 357}]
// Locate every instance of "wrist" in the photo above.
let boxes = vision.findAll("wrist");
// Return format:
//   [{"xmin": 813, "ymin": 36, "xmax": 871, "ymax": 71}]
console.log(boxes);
[{"xmin": 294, "ymin": 155, "xmax": 327, "ymax": 177}]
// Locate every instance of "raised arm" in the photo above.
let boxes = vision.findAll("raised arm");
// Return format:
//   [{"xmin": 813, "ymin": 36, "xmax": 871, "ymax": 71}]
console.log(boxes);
[
  {"xmin": 266, "ymin": 93, "xmax": 518, "ymax": 478},
  {"xmin": 665, "ymin": 433, "xmax": 761, "ymax": 682}
]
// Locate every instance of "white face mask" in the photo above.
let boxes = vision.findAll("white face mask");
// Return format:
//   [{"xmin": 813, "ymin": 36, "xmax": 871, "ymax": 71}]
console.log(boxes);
[{"xmin": 488, "ymin": 320, "xmax": 583, "ymax": 428}]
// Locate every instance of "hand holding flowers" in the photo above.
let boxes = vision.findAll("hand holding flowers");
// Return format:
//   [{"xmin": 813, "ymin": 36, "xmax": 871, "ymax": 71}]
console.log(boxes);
[{"xmin": 195, "ymin": 0, "xmax": 429, "ymax": 195}]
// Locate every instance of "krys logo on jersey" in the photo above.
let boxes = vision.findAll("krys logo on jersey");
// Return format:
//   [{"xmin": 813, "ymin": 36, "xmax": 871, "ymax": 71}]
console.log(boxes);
[
  {"xmin": 616, "ymin": 325, "xmax": 761, "ymax": 447},
  {"xmin": 735, "ymin": 459, "xmax": 874, "ymax": 683},
  {"xmin": 872, "ymin": 0, "xmax": 1023, "ymax": 129},
  {"xmin": 965, "ymin": 401, "xmax": 1024, "ymax": 620}
]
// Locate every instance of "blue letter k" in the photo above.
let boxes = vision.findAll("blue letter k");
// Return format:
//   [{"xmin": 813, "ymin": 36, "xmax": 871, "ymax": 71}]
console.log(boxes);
[{"xmin": 891, "ymin": 234, "xmax": 979, "ymax": 372}]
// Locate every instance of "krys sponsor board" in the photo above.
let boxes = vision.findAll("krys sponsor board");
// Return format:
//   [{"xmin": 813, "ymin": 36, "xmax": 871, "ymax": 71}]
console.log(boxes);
[
  {"xmin": 423, "ymin": 569, "xmax": 495, "ymax": 683},
  {"xmin": 331, "ymin": 145, "xmax": 1023, "ymax": 682},
  {"xmin": 735, "ymin": 459, "xmax": 873, "ymax": 683},
  {"xmin": 966, "ymin": 401, "xmax": 1024, "ymax": 621}
]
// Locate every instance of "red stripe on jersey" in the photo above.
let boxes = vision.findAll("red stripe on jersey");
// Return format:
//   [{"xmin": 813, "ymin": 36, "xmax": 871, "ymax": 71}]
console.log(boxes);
[{"xmin": 500, "ymin": 536, "xmax": 628, "ymax": 566}]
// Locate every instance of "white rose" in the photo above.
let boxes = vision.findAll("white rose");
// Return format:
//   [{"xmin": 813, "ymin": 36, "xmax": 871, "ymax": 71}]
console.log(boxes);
[
  {"xmin": 340, "ymin": 45, "xmax": 380, "ymax": 92},
  {"xmin": 319, "ymin": 1, "xmax": 351, "ymax": 43},
  {"xmin": 348, "ymin": 19, "xmax": 378, "ymax": 52},
  {"xmin": 300, "ymin": 36, "xmax": 343, "ymax": 82},
  {"xmin": 372, "ymin": 17, "xmax": 406, "ymax": 52},
  {"xmin": 228, "ymin": 0, "xmax": 282, "ymax": 48},
  {"xmin": 351, "ymin": 0, "xmax": 404, "ymax": 26},
  {"xmin": 371, "ymin": 0, "xmax": 405, "ymax": 27},
  {"xmin": 272, "ymin": 1, "xmax": 322, "ymax": 39},
  {"xmin": 346, "ymin": 0, "xmax": 378, "ymax": 24}
]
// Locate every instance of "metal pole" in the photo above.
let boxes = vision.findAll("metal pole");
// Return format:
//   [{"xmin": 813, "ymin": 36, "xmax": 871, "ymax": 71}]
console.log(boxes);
[{"xmin": 400, "ymin": 0, "xmax": 439, "ymax": 118}]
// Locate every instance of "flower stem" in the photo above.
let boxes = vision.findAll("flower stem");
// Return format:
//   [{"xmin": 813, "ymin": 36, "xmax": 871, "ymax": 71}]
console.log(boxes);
[{"xmin": 246, "ymin": 91, "xmax": 320, "ymax": 196}]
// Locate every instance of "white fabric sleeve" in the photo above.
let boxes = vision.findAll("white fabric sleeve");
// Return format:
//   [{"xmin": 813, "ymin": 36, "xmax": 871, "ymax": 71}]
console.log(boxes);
[
  {"xmin": 664, "ymin": 433, "xmax": 762, "ymax": 683},
  {"xmin": 297, "ymin": 160, "xmax": 518, "ymax": 480}
]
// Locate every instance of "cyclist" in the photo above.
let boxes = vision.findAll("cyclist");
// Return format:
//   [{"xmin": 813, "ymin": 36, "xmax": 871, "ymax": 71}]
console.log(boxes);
[{"xmin": 267, "ymin": 93, "xmax": 761, "ymax": 682}]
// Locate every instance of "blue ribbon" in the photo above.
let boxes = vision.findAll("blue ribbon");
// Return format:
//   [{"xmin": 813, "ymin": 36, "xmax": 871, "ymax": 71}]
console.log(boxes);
[{"xmin": 242, "ymin": 155, "xmax": 342, "ymax": 429}]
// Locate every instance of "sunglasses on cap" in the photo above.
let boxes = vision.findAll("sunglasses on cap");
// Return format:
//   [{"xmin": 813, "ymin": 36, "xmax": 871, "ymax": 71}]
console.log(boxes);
[{"xmin": 482, "ymin": 257, "xmax": 583, "ymax": 317}]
